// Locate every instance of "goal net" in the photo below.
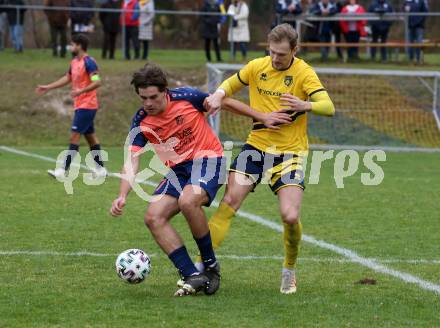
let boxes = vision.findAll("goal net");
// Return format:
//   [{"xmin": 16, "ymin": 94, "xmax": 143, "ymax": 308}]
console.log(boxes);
[{"xmin": 207, "ymin": 63, "xmax": 440, "ymax": 150}]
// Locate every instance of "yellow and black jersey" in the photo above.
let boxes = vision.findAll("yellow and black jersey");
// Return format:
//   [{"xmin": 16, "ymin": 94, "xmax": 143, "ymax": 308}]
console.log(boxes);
[{"xmin": 219, "ymin": 56, "xmax": 333, "ymax": 154}]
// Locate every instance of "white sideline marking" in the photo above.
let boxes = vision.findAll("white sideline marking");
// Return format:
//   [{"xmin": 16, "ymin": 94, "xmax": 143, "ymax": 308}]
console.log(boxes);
[
  {"xmin": 1, "ymin": 145, "xmax": 440, "ymax": 295},
  {"xmin": 1, "ymin": 251, "xmax": 440, "ymax": 265}
]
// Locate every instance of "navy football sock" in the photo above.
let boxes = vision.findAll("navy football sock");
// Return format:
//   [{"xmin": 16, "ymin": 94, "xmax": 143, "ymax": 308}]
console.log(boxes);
[
  {"xmin": 90, "ymin": 144, "xmax": 104, "ymax": 168},
  {"xmin": 168, "ymin": 246, "xmax": 199, "ymax": 278},
  {"xmin": 194, "ymin": 232, "xmax": 217, "ymax": 268},
  {"xmin": 64, "ymin": 144, "xmax": 79, "ymax": 171}
]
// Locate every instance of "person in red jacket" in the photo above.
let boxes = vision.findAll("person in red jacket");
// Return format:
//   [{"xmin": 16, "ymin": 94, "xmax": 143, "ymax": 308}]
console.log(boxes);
[
  {"xmin": 339, "ymin": 0, "xmax": 366, "ymax": 60},
  {"xmin": 121, "ymin": 0, "xmax": 140, "ymax": 60}
]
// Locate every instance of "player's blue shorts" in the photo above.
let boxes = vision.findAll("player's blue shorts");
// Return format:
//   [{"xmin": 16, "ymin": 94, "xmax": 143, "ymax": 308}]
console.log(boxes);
[
  {"xmin": 71, "ymin": 109, "xmax": 97, "ymax": 134},
  {"xmin": 229, "ymin": 143, "xmax": 305, "ymax": 194},
  {"xmin": 153, "ymin": 157, "xmax": 227, "ymax": 206}
]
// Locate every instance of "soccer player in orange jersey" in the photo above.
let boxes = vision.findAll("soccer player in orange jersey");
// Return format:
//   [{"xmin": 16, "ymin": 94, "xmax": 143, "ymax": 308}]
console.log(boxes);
[
  {"xmin": 35, "ymin": 33, "xmax": 105, "ymax": 178},
  {"xmin": 109, "ymin": 63, "xmax": 291, "ymax": 296}
]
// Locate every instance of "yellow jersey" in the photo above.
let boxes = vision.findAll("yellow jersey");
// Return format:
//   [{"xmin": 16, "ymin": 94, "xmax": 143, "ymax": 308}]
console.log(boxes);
[{"xmin": 219, "ymin": 56, "xmax": 327, "ymax": 154}]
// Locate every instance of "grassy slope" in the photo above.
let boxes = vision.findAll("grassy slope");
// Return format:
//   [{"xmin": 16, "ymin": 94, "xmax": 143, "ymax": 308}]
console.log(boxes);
[{"xmin": 0, "ymin": 147, "xmax": 439, "ymax": 327}]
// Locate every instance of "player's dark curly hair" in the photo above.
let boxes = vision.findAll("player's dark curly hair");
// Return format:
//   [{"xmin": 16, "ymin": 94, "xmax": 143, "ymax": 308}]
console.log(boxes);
[
  {"xmin": 131, "ymin": 63, "xmax": 168, "ymax": 94},
  {"xmin": 71, "ymin": 33, "xmax": 89, "ymax": 51}
]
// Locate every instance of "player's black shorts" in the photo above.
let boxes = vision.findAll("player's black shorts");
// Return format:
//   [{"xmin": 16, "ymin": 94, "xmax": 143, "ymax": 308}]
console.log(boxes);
[{"xmin": 229, "ymin": 143, "xmax": 305, "ymax": 194}]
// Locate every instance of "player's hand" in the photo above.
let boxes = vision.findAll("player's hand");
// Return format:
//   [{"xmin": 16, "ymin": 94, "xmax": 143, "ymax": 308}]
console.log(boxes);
[
  {"xmin": 71, "ymin": 89, "xmax": 82, "ymax": 98},
  {"xmin": 204, "ymin": 92, "xmax": 224, "ymax": 115},
  {"xmin": 261, "ymin": 110, "xmax": 292, "ymax": 130},
  {"xmin": 110, "ymin": 196, "xmax": 126, "ymax": 217},
  {"xmin": 280, "ymin": 93, "xmax": 312, "ymax": 112},
  {"xmin": 35, "ymin": 85, "xmax": 50, "ymax": 95}
]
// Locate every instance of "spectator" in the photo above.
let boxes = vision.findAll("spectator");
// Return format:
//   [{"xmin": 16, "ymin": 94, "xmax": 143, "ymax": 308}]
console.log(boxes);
[
  {"xmin": 6, "ymin": 0, "xmax": 26, "ymax": 53},
  {"xmin": 99, "ymin": 0, "xmax": 121, "ymax": 60},
  {"xmin": 227, "ymin": 0, "xmax": 250, "ymax": 62},
  {"xmin": 340, "ymin": 0, "xmax": 366, "ymax": 60},
  {"xmin": 120, "ymin": 0, "xmax": 140, "ymax": 60},
  {"xmin": 302, "ymin": 0, "xmax": 320, "ymax": 52},
  {"xmin": 44, "ymin": 0, "xmax": 70, "ymax": 58},
  {"xmin": 403, "ymin": 0, "xmax": 428, "ymax": 64},
  {"xmin": 310, "ymin": 0, "xmax": 338, "ymax": 61},
  {"xmin": 138, "ymin": 0, "xmax": 154, "ymax": 60},
  {"xmin": 274, "ymin": 0, "xmax": 302, "ymax": 29},
  {"xmin": 0, "ymin": 9, "xmax": 6, "ymax": 51},
  {"xmin": 368, "ymin": 0, "xmax": 393, "ymax": 62},
  {"xmin": 70, "ymin": 0, "xmax": 95, "ymax": 36},
  {"xmin": 200, "ymin": 0, "xmax": 222, "ymax": 62},
  {"xmin": 333, "ymin": 0, "xmax": 346, "ymax": 60}
]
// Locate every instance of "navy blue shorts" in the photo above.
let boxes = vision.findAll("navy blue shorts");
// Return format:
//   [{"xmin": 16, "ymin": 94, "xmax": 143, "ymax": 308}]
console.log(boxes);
[
  {"xmin": 229, "ymin": 143, "xmax": 305, "ymax": 194},
  {"xmin": 71, "ymin": 109, "xmax": 97, "ymax": 134},
  {"xmin": 153, "ymin": 157, "xmax": 226, "ymax": 206}
]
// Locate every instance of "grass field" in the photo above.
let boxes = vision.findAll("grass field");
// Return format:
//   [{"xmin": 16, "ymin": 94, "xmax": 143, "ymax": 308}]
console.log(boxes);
[
  {"xmin": 1, "ymin": 146, "xmax": 440, "ymax": 327},
  {"xmin": 1, "ymin": 49, "xmax": 440, "ymax": 327}
]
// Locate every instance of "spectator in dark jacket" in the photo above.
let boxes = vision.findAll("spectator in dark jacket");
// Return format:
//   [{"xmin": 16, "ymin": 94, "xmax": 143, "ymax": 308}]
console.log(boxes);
[
  {"xmin": 70, "ymin": 0, "xmax": 94, "ymax": 36},
  {"xmin": 99, "ymin": 0, "xmax": 121, "ymax": 59},
  {"xmin": 368, "ymin": 0, "xmax": 393, "ymax": 62},
  {"xmin": 310, "ymin": 0, "xmax": 338, "ymax": 61},
  {"xmin": 44, "ymin": 0, "xmax": 70, "ymax": 57},
  {"xmin": 403, "ymin": 0, "xmax": 428, "ymax": 64},
  {"xmin": 274, "ymin": 0, "xmax": 302, "ymax": 29},
  {"xmin": 200, "ymin": 0, "xmax": 222, "ymax": 62},
  {"xmin": 6, "ymin": 0, "xmax": 26, "ymax": 52}
]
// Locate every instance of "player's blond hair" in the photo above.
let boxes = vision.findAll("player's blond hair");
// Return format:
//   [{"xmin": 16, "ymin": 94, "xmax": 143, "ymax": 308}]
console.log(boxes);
[{"xmin": 268, "ymin": 23, "xmax": 298, "ymax": 49}]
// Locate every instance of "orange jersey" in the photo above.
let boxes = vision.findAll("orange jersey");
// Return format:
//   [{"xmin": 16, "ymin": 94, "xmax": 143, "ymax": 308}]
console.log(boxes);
[
  {"xmin": 130, "ymin": 87, "xmax": 223, "ymax": 167},
  {"xmin": 68, "ymin": 55, "xmax": 99, "ymax": 110}
]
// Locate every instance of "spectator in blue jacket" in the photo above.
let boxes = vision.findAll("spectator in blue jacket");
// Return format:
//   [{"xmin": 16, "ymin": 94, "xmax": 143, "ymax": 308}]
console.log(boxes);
[
  {"xmin": 368, "ymin": 0, "xmax": 393, "ymax": 62},
  {"xmin": 311, "ymin": 0, "xmax": 338, "ymax": 61},
  {"xmin": 403, "ymin": 0, "xmax": 428, "ymax": 64}
]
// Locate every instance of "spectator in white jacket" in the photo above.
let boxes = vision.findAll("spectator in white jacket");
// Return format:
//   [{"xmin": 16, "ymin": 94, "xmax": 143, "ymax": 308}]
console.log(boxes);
[
  {"xmin": 227, "ymin": 0, "xmax": 250, "ymax": 61},
  {"xmin": 138, "ymin": 0, "xmax": 155, "ymax": 60}
]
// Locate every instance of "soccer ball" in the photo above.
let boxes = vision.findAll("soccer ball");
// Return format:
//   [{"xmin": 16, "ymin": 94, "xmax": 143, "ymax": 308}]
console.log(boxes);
[{"xmin": 115, "ymin": 249, "xmax": 151, "ymax": 284}]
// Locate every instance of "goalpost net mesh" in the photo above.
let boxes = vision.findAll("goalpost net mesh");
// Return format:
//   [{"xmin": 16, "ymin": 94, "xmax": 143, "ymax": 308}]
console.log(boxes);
[{"xmin": 207, "ymin": 63, "xmax": 440, "ymax": 149}]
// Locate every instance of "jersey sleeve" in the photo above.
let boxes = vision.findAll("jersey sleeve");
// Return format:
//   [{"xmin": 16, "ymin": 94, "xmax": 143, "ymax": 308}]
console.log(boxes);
[
  {"xmin": 302, "ymin": 67, "xmax": 326, "ymax": 97},
  {"xmin": 218, "ymin": 60, "xmax": 253, "ymax": 96},
  {"xmin": 84, "ymin": 56, "xmax": 99, "ymax": 76},
  {"xmin": 129, "ymin": 109, "xmax": 149, "ymax": 152},
  {"xmin": 170, "ymin": 87, "xmax": 209, "ymax": 112}
]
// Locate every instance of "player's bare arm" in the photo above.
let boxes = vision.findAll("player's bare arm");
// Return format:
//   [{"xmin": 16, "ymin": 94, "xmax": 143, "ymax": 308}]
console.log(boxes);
[
  {"xmin": 220, "ymin": 97, "xmax": 293, "ymax": 129},
  {"xmin": 35, "ymin": 74, "xmax": 71, "ymax": 95},
  {"xmin": 280, "ymin": 92, "xmax": 335, "ymax": 116},
  {"xmin": 110, "ymin": 151, "xmax": 140, "ymax": 217},
  {"xmin": 279, "ymin": 93, "xmax": 312, "ymax": 112},
  {"xmin": 204, "ymin": 89, "xmax": 226, "ymax": 115}
]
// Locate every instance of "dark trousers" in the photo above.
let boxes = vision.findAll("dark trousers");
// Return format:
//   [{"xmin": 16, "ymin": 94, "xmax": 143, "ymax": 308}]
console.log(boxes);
[
  {"xmin": 141, "ymin": 40, "xmax": 149, "ymax": 60},
  {"xmin": 371, "ymin": 28, "xmax": 389, "ymax": 61},
  {"xmin": 345, "ymin": 31, "xmax": 360, "ymax": 59},
  {"xmin": 50, "ymin": 24, "xmax": 67, "ymax": 57},
  {"xmin": 102, "ymin": 31, "xmax": 117, "ymax": 59},
  {"xmin": 333, "ymin": 29, "xmax": 344, "ymax": 59},
  {"xmin": 124, "ymin": 26, "xmax": 140, "ymax": 60},
  {"xmin": 204, "ymin": 38, "xmax": 221, "ymax": 62},
  {"xmin": 408, "ymin": 27, "xmax": 424, "ymax": 63},
  {"xmin": 319, "ymin": 33, "xmax": 332, "ymax": 60},
  {"xmin": 232, "ymin": 42, "xmax": 247, "ymax": 60}
]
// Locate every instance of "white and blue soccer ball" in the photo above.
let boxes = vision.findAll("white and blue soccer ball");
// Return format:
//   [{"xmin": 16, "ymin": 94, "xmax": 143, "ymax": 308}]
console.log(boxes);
[{"xmin": 115, "ymin": 249, "xmax": 151, "ymax": 284}]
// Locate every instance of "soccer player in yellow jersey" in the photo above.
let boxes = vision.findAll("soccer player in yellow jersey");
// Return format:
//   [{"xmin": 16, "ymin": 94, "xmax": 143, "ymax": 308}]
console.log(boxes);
[{"xmin": 203, "ymin": 23, "xmax": 335, "ymax": 294}]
